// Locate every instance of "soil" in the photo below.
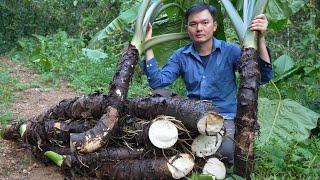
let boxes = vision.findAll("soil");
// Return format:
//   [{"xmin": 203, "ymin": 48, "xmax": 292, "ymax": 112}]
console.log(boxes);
[{"xmin": 0, "ymin": 57, "xmax": 80, "ymax": 179}]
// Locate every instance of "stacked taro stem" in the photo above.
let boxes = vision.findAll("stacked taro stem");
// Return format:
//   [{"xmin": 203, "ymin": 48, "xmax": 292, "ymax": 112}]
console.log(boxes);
[{"xmin": 3, "ymin": 19, "xmax": 229, "ymax": 180}]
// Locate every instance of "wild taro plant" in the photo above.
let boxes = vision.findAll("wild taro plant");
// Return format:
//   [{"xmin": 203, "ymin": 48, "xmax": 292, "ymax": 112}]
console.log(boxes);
[{"xmin": 220, "ymin": 0, "xmax": 269, "ymax": 178}]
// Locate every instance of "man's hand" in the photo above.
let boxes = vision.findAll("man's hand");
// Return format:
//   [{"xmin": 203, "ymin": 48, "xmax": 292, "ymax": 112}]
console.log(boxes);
[
  {"xmin": 145, "ymin": 23, "xmax": 153, "ymax": 41},
  {"xmin": 250, "ymin": 14, "xmax": 270, "ymax": 64},
  {"xmin": 145, "ymin": 23, "xmax": 154, "ymax": 61},
  {"xmin": 249, "ymin": 14, "xmax": 268, "ymax": 37}
]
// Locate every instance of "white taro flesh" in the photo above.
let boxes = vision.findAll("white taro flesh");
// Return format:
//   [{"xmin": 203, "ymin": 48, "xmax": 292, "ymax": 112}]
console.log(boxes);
[
  {"xmin": 148, "ymin": 119, "xmax": 178, "ymax": 149},
  {"xmin": 167, "ymin": 153, "xmax": 195, "ymax": 179},
  {"xmin": 202, "ymin": 157, "xmax": 226, "ymax": 180},
  {"xmin": 197, "ymin": 113, "xmax": 224, "ymax": 136},
  {"xmin": 191, "ymin": 134, "xmax": 223, "ymax": 157}
]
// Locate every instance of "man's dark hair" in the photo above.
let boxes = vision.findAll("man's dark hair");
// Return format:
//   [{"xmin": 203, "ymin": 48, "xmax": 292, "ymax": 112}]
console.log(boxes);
[{"xmin": 185, "ymin": 3, "xmax": 217, "ymax": 24}]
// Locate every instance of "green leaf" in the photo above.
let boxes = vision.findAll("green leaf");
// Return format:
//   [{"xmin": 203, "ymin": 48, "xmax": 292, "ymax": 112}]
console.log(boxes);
[
  {"xmin": 257, "ymin": 98, "xmax": 319, "ymax": 146},
  {"xmin": 268, "ymin": 19, "xmax": 288, "ymax": 30},
  {"xmin": 82, "ymin": 48, "xmax": 108, "ymax": 61},
  {"xmin": 234, "ymin": 0, "xmax": 305, "ymax": 24},
  {"xmin": 273, "ymin": 54, "xmax": 295, "ymax": 75},
  {"xmin": 273, "ymin": 65, "xmax": 303, "ymax": 83},
  {"xmin": 188, "ymin": 172, "xmax": 214, "ymax": 180},
  {"xmin": 265, "ymin": 0, "xmax": 305, "ymax": 21},
  {"xmin": 87, "ymin": 2, "xmax": 141, "ymax": 48}
]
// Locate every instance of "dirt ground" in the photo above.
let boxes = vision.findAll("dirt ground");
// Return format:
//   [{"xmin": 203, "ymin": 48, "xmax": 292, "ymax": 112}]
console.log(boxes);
[{"xmin": 0, "ymin": 57, "xmax": 80, "ymax": 179}]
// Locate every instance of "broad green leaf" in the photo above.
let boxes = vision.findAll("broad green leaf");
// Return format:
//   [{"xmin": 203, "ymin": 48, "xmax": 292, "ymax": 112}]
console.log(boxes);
[
  {"xmin": 257, "ymin": 98, "xmax": 319, "ymax": 146},
  {"xmin": 82, "ymin": 48, "xmax": 108, "ymax": 61},
  {"xmin": 87, "ymin": 2, "xmax": 140, "ymax": 48},
  {"xmin": 268, "ymin": 19, "xmax": 288, "ymax": 29},
  {"xmin": 233, "ymin": 0, "xmax": 305, "ymax": 29},
  {"xmin": 273, "ymin": 54, "xmax": 295, "ymax": 75},
  {"xmin": 273, "ymin": 65, "xmax": 303, "ymax": 83},
  {"xmin": 265, "ymin": 0, "xmax": 305, "ymax": 21}
]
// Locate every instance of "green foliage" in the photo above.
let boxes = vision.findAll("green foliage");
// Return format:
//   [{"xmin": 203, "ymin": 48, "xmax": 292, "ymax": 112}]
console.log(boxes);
[
  {"xmin": 0, "ymin": 0, "xmax": 121, "ymax": 53},
  {"xmin": 0, "ymin": 71, "xmax": 16, "ymax": 103},
  {"xmin": 260, "ymin": 4, "xmax": 320, "ymax": 114},
  {"xmin": 258, "ymin": 98, "xmax": 319, "ymax": 145},
  {"xmin": 0, "ymin": 62, "xmax": 15, "ymax": 136},
  {"xmin": 188, "ymin": 172, "xmax": 213, "ymax": 180},
  {"xmin": 9, "ymin": 30, "xmax": 150, "ymax": 96},
  {"xmin": 266, "ymin": 0, "xmax": 305, "ymax": 21},
  {"xmin": 254, "ymin": 136, "xmax": 320, "ymax": 179},
  {"xmin": 0, "ymin": 112, "xmax": 13, "ymax": 137}
]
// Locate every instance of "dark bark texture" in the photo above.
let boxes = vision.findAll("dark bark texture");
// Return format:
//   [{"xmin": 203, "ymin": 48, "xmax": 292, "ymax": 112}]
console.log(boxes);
[
  {"xmin": 63, "ymin": 147, "xmax": 146, "ymax": 169},
  {"xmin": 124, "ymin": 97, "xmax": 219, "ymax": 132},
  {"xmin": 3, "ymin": 92, "xmax": 107, "ymax": 141},
  {"xmin": 108, "ymin": 44, "xmax": 139, "ymax": 108},
  {"xmin": 95, "ymin": 157, "xmax": 175, "ymax": 180},
  {"xmin": 70, "ymin": 44, "xmax": 139, "ymax": 153},
  {"xmin": 34, "ymin": 92, "xmax": 107, "ymax": 121},
  {"xmin": 234, "ymin": 48, "xmax": 260, "ymax": 178},
  {"xmin": 70, "ymin": 106, "xmax": 119, "ymax": 153}
]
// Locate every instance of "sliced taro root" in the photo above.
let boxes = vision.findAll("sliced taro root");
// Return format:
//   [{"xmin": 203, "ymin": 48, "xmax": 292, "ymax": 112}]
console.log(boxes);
[
  {"xmin": 148, "ymin": 119, "xmax": 178, "ymax": 149},
  {"xmin": 191, "ymin": 134, "xmax": 223, "ymax": 157},
  {"xmin": 202, "ymin": 157, "xmax": 226, "ymax": 180}
]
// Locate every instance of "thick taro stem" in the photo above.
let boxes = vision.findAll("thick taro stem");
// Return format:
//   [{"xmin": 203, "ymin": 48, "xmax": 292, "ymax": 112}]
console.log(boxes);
[
  {"xmin": 234, "ymin": 48, "xmax": 260, "ymax": 178},
  {"xmin": 70, "ymin": 45, "xmax": 139, "ymax": 153},
  {"xmin": 45, "ymin": 147, "xmax": 145, "ymax": 170},
  {"xmin": 70, "ymin": 106, "xmax": 119, "ymax": 153},
  {"xmin": 95, "ymin": 153, "xmax": 195, "ymax": 179},
  {"xmin": 108, "ymin": 44, "xmax": 139, "ymax": 108},
  {"xmin": 124, "ymin": 97, "xmax": 223, "ymax": 135}
]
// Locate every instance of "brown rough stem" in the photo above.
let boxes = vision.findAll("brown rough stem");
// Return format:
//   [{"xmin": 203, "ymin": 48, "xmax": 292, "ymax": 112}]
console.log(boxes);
[
  {"xmin": 70, "ymin": 44, "xmax": 139, "ymax": 153},
  {"xmin": 70, "ymin": 106, "xmax": 119, "ymax": 153},
  {"xmin": 124, "ymin": 97, "xmax": 221, "ymax": 133},
  {"xmin": 234, "ymin": 48, "xmax": 260, "ymax": 178},
  {"xmin": 60, "ymin": 147, "xmax": 146, "ymax": 176},
  {"xmin": 3, "ymin": 92, "xmax": 106, "ymax": 141},
  {"xmin": 95, "ymin": 153, "xmax": 195, "ymax": 180}
]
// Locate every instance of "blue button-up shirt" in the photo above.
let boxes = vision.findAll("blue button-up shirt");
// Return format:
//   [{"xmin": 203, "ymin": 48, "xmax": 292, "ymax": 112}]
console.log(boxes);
[{"xmin": 142, "ymin": 38, "xmax": 273, "ymax": 119}]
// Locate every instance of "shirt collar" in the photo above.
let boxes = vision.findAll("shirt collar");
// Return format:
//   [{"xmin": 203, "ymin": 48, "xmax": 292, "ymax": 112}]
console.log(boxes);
[{"xmin": 182, "ymin": 37, "xmax": 222, "ymax": 55}]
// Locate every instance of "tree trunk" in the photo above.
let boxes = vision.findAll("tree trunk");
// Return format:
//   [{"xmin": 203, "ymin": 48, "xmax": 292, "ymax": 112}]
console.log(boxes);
[{"xmin": 234, "ymin": 48, "xmax": 260, "ymax": 178}]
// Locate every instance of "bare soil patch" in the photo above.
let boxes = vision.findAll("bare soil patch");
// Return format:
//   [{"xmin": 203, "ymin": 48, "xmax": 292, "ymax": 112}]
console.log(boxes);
[{"xmin": 0, "ymin": 57, "xmax": 79, "ymax": 179}]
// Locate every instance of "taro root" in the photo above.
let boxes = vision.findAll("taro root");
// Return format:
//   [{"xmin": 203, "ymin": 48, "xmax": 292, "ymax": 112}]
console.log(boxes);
[{"xmin": 124, "ymin": 97, "xmax": 224, "ymax": 135}]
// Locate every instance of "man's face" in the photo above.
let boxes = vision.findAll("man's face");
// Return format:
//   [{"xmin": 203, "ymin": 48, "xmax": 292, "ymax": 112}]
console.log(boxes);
[{"xmin": 187, "ymin": 10, "xmax": 217, "ymax": 45}]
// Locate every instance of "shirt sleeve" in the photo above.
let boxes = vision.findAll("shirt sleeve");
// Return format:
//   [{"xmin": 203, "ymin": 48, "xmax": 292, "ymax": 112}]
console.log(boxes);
[
  {"xmin": 258, "ymin": 47, "xmax": 273, "ymax": 85},
  {"xmin": 140, "ymin": 53, "xmax": 180, "ymax": 89}
]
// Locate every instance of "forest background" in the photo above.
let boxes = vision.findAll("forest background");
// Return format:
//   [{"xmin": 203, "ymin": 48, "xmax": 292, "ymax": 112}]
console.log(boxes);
[{"xmin": 0, "ymin": 0, "xmax": 319, "ymax": 178}]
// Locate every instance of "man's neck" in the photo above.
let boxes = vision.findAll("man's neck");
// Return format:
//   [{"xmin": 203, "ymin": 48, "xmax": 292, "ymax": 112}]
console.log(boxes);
[{"xmin": 194, "ymin": 39, "xmax": 213, "ymax": 56}]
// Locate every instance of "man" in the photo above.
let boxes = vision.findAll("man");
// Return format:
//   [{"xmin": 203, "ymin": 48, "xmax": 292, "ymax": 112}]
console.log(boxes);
[{"xmin": 142, "ymin": 3, "xmax": 272, "ymax": 162}]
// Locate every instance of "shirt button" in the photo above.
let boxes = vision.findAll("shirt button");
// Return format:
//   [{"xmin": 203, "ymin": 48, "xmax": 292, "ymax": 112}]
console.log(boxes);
[{"xmin": 202, "ymin": 75, "xmax": 206, "ymax": 79}]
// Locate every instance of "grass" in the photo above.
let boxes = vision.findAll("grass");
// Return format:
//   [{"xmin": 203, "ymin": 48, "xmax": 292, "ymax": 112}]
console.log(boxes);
[
  {"xmin": 253, "ymin": 135, "xmax": 320, "ymax": 179},
  {"xmin": 0, "ymin": 61, "xmax": 16, "ymax": 136},
  {"xmin": 0, "ymin": 59, "xmax": 42, "ymax": 136}
]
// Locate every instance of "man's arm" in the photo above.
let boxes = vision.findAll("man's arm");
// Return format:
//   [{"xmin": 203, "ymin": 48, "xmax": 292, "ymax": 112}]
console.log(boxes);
[
  {"xmin": 250, "ymin": 14, "xmax": 270, "ymax": 64},
  {"xmin": 250, "ymin": 14, "xmax": 273, "ymax": 84},
  {"xmin": 141, "ymin": 23, "xmax": 180, "ymax": 89}
]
